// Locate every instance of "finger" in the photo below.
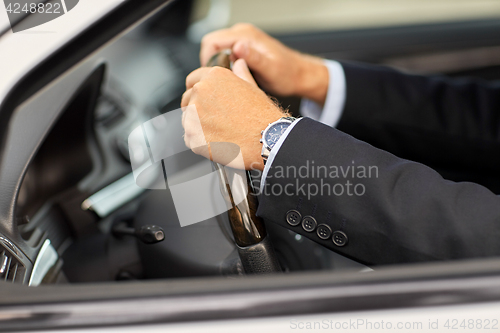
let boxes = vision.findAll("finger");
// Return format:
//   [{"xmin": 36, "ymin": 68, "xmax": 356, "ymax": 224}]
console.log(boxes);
[
  {"xmin": 186, "ymin": 67, "xmax": 211, "ymax": 90},
  {"xmin": 182, "ymin": 106, "xmax": 207, "ymax": 145},
  {"xmin": 181, "ymin": 104, "xmax": 195, "ymax": 130},
  {"xmin": 181, "ymin": 88, "xmax": 192, "ymax": 108},
  {"xmin": 232, "ymin": 39, "xmax": 265, "ymax": 70},
  {"xmin": 181, "ymin": 107, "xmax": 187, "ymax": 127},
  {"xmin": 181, "ymin": 104, "xmax": 198, "ymax": 130},
  {"xmin": 232, "ymin": 59, "xmax": 258, "ymax": 87},
  {"xmin": 183, "ymin": 131, "xmax": 190, "ymax": 149},
  {"xmin": 200, "ymin": 29, "xmax": 242, "ymax": 66}
]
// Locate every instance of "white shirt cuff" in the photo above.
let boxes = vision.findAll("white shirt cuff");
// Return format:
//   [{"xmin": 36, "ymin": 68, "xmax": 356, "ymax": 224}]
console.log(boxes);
[
  {"xmin": 260, "ymin": 118, "xmax": 303, "ymax": 189},
  {"xmin": 299, "ymin": 60, "xmax": 346, "ymax": 128}
]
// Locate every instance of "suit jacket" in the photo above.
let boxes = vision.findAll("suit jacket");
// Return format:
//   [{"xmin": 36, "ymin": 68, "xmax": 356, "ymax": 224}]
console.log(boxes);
[{"xmin": 256, "ymin": 62, "xmax": 500, "ymax": 266}]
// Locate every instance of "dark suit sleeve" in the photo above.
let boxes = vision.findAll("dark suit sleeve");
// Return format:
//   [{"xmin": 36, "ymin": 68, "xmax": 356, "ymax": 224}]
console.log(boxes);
[
  {"xmin": 256, "ymin": 118, "xmax": 500, "ymax": 266},
  {"xmin": 336, "ymin": 62, "xmax": 500, "ymax": 190}
]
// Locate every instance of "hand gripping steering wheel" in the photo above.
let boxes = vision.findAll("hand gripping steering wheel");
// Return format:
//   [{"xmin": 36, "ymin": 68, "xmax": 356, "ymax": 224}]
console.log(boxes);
[{"xmin": 206, "ymin": 50, "xmax": 281, "ymax": 274}]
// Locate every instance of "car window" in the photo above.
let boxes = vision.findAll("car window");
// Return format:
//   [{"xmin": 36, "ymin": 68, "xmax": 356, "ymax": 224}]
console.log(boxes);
[
  {"xmin": 2, "ymin": 0, "xmax": 500, "ymax": 290},
  {"xmin": 192, "ymin": 0, "xmax": 500, "ymax": 33}
]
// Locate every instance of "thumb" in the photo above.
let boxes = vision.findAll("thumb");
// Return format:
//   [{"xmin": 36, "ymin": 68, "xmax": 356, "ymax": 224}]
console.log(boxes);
[{"xmin": 232, "ymin": 59, "xmax": 258, "ymax": 87}]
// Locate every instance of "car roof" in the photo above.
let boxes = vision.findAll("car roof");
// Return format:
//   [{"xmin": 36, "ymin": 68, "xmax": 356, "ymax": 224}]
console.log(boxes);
[{"xmin": 0, "ymin": 0, "xmax": 123, "ymax": 109}]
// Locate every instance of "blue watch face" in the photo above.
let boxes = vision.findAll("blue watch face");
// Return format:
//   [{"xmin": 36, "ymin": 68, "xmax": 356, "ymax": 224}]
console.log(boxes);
[{"xmin": 265, "ymin": 122, "xmax": 290, "ymax": 149}]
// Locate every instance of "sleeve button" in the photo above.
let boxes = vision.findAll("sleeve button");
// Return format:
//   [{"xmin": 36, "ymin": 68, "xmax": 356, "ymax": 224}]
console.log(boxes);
[
  {"xmin": 301, "ymin": 216, "xmax": 317, "ymax": 232},
  {"xmin": 332, "ymin": 231, "xmax": 348, "ymax": 247},
  {"xmin": 316, "ymin": 224, "xmax": 332, "ymax": 240},
  {"xmin": 286, "ymin": 210, "xmax": 302, "ymax": 226}
]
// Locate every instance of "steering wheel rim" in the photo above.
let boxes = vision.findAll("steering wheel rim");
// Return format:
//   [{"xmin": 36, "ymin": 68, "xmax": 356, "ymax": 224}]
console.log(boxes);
[{"xmin": 206, "ymin": 50, "xmax": 282, "ymax": 274}]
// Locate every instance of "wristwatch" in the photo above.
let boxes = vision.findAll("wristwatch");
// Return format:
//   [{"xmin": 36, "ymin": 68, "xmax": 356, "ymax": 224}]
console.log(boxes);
[{"xmin": 260, "ymin": 117, "xmax": 297, "ymax": 164}]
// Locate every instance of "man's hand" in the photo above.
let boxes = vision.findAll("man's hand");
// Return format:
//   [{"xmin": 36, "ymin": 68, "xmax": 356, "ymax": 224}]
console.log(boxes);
[
  {"xmin": 182, "ymin": 59, "xmax": 287, "ymax": 171},
  {"xmin": 200, "ymin": 23, "xmax": 328, "ymax": 106}
]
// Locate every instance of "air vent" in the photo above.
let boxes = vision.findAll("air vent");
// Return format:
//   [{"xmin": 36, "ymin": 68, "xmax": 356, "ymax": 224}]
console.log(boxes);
[{"xmin": 0, "ymin": 250, "xmax": 26, "ymax": 283}]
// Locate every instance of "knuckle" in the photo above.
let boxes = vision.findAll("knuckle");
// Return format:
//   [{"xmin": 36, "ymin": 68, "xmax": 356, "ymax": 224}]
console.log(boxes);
[
  {"xmin": 192, "ymin": 81, "xmax": 203, "ymax": 93},
  {"xmin": 208, "ymin": 66, "xmax": 219, "ymax": 75},
  {"xmin": 186, "ymin": 71, "xmax": 197, "ymax": 87},
  {"xmin": 201, "ymin": 29, "xmax": 227, "ymax": 48},
  {"xmin": 200, "ymin": 32, "xmax": 214, "ymax": 46},
  {"xmin": 208, "ymin": 66, "xmax": 226, "ymax": 76},
  {"xmin": 233, "ymin": 22, "xmax": 254, "ymax": 31},
  {"xmin": 183, "ymin": 123, "xmax": 195, "ymax": 137},
  {"xmin": 181, "ymin": 95, "xmax": 190, "ymax": 108}
]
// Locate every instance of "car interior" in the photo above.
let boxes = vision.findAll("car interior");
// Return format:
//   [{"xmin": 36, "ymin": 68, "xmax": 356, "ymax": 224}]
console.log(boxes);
[{"xmin": 3, "ymin": 0, "xmax": 500, "ymax": 286}]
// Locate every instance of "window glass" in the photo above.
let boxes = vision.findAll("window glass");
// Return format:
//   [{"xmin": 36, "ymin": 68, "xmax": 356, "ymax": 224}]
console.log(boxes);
[{"xmin": 193, "ymin": 0, "xmax": 500, "ymax": 33}]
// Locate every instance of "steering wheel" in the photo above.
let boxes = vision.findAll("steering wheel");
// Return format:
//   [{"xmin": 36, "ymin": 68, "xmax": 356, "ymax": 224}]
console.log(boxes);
[{"xmin": 205, "ymin": 50, "xmax": 281, "ymax": 274}]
